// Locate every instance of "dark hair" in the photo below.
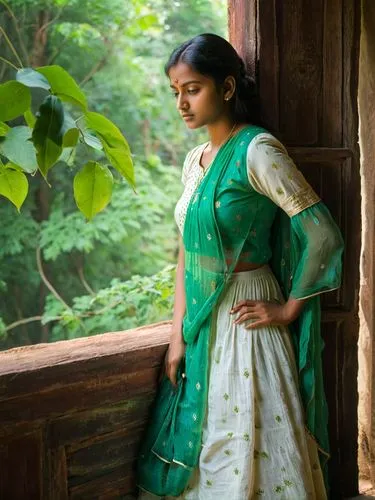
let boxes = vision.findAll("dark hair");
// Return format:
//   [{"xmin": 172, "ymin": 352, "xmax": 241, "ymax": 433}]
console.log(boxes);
[{"xmin": 165, "ymin": 33, "xmax": 261, "ymax": 125}]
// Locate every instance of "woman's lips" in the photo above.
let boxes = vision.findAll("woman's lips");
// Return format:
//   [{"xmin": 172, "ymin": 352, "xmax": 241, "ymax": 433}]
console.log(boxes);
[{"xmin": 182, "ymin": 114, "xmax": 194, "ymax": 120}]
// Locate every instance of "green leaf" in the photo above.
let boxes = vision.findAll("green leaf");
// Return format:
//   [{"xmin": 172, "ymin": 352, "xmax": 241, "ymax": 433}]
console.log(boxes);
[
  {"xmin": 24, "ymin": 109, "xmax": 36, "ymax": 128},
  {"xmin": 16, "ymin": 68, "xmax": 51, "ymax": 90},
  {"xmin": 63, "ymin": 128, "xmax": 79, "ymax": 147},
  {"xmin": 4, "ymin": 162, "xmax": 24, "ymax": 172},
  {"xmin": 32, "ymin": 95, "xmax": 64, "ymax": 177},
  {"xmin": 0, "ymin": 81, "xmax": 31, "ymax": 122},
  {"xmin": 0, "ymin": 126, "xmax": 38, "ymax": 173},
  {"xmin": 81, "ymin": 130, "xmax": 103, "ymax": 151},
  {"xmin": 85, "ymin": 112, "xmax": 134, "ymax": 186},
  {"xmin": 61, "ymin": 110, "xmax": 79, "ymax": 147},
  {"xmin": 62, "ymin": 110, "xmax": 76, "ymax": 133},
  {"xmin": 37, "ymin": 65, "xmax": 87, "ymax": 110},
  {"xmin": 73, "ymin": 161, "xmax": 113, "ymax": 220},
  {"xmin": 0, "ymin": 164, "xmax": 29, "ymax": 211},
  {"xmin": 0, "ymin": 122, "xmax": 10, "ymax": 137},
  {"xmin": 59, "ymin": 147, "xmax": 75, "ymax": 166}
]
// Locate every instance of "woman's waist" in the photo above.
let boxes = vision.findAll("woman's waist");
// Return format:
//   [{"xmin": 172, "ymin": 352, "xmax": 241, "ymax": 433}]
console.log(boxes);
[
  {"xmin": 230, "ymin": 260, "xmax": 265, "ymax": 273},
  {"xmin": 192, "ymin": 255, "xmax": 271, "ymax": 279},
  {"xmin": 196, "ymin": 254, "xmax": 269, "ymax": 272}
]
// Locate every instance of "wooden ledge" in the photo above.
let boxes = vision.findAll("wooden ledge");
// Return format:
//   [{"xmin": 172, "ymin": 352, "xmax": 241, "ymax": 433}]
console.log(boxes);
[
  {"xmin": 0, "ymin": 321, "xmax": 171, "ymax": 408},
  {"xmin": 0, "ymin": 320, "xmax": 171, "ymax": 376},
  {"xmin": 0, "ymin": 322, "xmax": 172, "ymax": 497}
]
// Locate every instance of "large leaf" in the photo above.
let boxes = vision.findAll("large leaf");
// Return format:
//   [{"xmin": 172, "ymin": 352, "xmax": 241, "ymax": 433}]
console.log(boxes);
[
  {"xmin": 82, "ymin": 130, "xmax": 103, "ymax": 151},
  {"xmin": 59, "ymin": 147, "xmax": 75, "ymax": 166},
  {"xmin": 0, "ymin": 122, "xmax": 10, "ymax": 137},
  {"xmin": 73, "ymin": 161, "xmax": 113, "ymax": 220},
  {"xmin": 63, "ymin": 128, "xmax": 79, "ymax": 148},
  {"xmin": 62, "ymin": 110, "xmax": 76, "ymax": 133},
  {"xmin": 32, "ymin": 95, "xmax": 64, "ymax": 177},
  {"xmin": 62, "ymin": 111, "xmax": 79, "ymax": 148},
  {"xmin": 24, "ymin": 109, "xmax": 36, "ymax": 128},
  {"xmin": 0, "ymin": 81, "xmax": 31, "ymax": 122},
  {"xmin": 16, "ymin": 68, "xmax": 51, "ymax": 90},
  {"xmin": 85, "ymin": 112, "xmax": 134, "ymax": 186},
  {"xmin": 0, "ymin": 164, "xmax": 29, "ymax": 211},
  {"xmin": 37, "ymin": 65, "xmax": 87, "ymax": 110},
  {"xmin": 0, "ymin": 126, "xmax": 38, "ymax": 173}
]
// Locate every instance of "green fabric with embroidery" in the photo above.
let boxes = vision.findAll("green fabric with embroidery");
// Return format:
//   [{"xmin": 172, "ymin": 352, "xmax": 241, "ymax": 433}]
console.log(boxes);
[{"xmin": 137, "ymin": 125, "xmax": 343, "ymax": 496}]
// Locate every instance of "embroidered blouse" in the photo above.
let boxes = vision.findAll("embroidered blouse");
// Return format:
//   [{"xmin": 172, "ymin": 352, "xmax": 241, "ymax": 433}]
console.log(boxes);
[{"xmin": 174, "ymin": 132, "xmax": 343, "ymax": 300}]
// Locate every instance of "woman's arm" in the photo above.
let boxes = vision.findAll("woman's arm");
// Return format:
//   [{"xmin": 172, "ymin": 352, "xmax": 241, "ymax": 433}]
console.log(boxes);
[
  {"xmin": 171, "ymin": 236, "xmax": 186, "ymax": 339},
  {"xmin": 232, "ymin": 134, "xmax": 343, "ymax": 328},
  {"xmin": 165, "ymin": 236, "xmax": 186, "ymax": 386}
]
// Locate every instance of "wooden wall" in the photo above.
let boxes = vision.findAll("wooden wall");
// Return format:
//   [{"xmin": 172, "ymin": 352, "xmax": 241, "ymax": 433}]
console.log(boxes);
[
  {"xmin": 229, "ymin": 1, "xmax": 361, "ymax": 498},
  {"xmin": 0, "ymin": 323, "xmax": 169, "ymax": 499},
  {"xmin": 0, "ymin": 2, "xmax": 362, "ymax": 499}
]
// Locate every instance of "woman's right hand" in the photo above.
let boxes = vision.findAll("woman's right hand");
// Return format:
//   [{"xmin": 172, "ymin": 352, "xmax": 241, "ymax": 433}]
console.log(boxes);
[{"xmin": 164, "ymin": 335, "xmax": 186, "ymax": 387}]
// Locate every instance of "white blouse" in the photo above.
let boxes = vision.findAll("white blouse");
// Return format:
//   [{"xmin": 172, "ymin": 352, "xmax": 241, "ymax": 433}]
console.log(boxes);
[{"xmin": 174, "ymin": 133, "xmax": 319, "ymax": 235}]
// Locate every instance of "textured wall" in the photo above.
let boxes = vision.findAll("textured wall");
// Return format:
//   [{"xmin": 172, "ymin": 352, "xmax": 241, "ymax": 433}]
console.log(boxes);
[{"xmin": 358, "ymin": 0, "xmax": 375, "ymax": 487}]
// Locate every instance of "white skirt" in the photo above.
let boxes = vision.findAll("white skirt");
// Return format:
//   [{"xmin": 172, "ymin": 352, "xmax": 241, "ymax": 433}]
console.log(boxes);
[{"xmin": 140, "ymin": 266, "xmax": 327, "ymax": 500}]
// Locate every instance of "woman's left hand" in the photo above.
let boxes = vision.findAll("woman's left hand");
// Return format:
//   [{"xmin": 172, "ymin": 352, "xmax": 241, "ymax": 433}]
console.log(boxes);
[{"xmin": 230, "ymin": 300, "xmax": 299, "ymax": 329}]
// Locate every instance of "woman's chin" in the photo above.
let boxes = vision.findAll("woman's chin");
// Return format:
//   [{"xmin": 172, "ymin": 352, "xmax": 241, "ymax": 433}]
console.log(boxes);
[{"xmin": 184, "ymin": 119, "xmax": 203, "ymax": 130}]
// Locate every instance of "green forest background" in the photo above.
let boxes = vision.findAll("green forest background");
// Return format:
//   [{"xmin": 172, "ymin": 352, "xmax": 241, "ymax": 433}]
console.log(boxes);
[{"xmin": 0, "ymin": 0, "xmax": 227, "ymax": 350}]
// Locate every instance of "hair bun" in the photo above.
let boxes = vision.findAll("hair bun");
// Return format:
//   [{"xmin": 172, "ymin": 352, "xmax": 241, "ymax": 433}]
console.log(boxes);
[{"xmin": 238, "ymin": 58, "xmax": 247, "ymax": 78}]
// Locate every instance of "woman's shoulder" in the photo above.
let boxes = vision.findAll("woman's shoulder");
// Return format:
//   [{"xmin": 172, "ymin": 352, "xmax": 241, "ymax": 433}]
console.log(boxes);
[{"xmin": 247, "ymin": 130, "xmax": 288, "ymax": 155}]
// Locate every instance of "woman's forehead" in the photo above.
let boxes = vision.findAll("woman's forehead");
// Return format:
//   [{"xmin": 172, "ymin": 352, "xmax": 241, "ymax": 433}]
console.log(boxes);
[{"xmin": 168, "ymin": 62, "xmax": 207, "ymax": 85}]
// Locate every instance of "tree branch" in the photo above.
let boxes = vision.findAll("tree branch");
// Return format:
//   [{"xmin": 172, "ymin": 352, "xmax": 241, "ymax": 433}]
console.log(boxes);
[
  {"xmin": 47, "ymin": 35, "xmax": 70, "ymax": 65},
  {"xmin": 35, "ymin": 7, "xmax": 63, "ymax": 36},
  {"xmin": 5, "ymin": 316, "xmax": 44, "ymax": 332},
  {"xmin": 0, "ymin": 55, "xmax": 18, "ymax": 71},
  {"xmin": 74, "ymin": 255, "xmax": 95, "ymax": 296},
  {"xmin": 36, "ymin": 246, "xmax": 71, "ymax": 310},
  {"xmin": 0, "ymin": 0, "xmax": 30, "ymax": 66},
  {"xmin": 79, "ymin": 22, "xmax": 127, "ymax": 87},
  {"xmin": 0, "ymin": 26, "xmax": 23, "ymax": 68}
]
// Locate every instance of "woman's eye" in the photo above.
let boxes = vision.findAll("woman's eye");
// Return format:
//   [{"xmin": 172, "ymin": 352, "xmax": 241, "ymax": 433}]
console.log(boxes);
[
  {"xmin": 172, "ymin": 91, "xmax": 179, "ymax": 98},
  {"xmin": 187, "ymin": 88, "xmax": 199, "ymax": 95}
]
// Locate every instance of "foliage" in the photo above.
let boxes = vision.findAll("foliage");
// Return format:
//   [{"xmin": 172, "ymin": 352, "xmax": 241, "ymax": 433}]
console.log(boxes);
[
  {"xmin": 0, "ymin": 0, "xmax": 227, "ymax": 350},
  {"xmin": 43, "ymin": 264, "xmax": 176, "ymax": 341},
  {"xmin": 0, "ymin": 63, "xmax": 134, "ymax": 217}
]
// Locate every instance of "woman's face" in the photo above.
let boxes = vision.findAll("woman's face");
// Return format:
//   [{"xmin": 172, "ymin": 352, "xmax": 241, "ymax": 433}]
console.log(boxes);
[{"xmin": 168, "ymin": 62, "xmax": 226, "ymax": 129}]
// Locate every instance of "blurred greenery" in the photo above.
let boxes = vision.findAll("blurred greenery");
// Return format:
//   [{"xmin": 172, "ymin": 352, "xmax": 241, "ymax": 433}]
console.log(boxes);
[{"xmin": 0, "ymin": 0, "xmax": 227, "ymax": 349}]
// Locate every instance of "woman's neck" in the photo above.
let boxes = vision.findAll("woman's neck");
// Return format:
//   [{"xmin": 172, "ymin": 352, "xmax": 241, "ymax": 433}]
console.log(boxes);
[{"xmin": 206, "ymin": 118, "xmax": 237, "ymax": 150}]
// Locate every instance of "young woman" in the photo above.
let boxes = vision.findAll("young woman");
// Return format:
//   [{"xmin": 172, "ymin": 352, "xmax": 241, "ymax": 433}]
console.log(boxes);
[{"xmin": 137, "ymin": 33, "xmax": 343, "ymax": 499}]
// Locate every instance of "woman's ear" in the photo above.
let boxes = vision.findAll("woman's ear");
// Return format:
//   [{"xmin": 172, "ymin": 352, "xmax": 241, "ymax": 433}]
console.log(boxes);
[{"xmin": 223, "ymin": 76, "xmax": 236, "ymax": 101}]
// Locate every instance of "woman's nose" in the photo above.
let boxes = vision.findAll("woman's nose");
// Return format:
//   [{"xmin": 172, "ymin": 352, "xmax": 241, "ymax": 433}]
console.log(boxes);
[{"xmin": 177, "ymin": 94, "xmax": 188, "ymax": 111}]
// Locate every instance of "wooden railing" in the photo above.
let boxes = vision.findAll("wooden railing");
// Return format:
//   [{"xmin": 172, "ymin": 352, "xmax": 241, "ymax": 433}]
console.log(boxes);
[{"xmin": 0, "ymin": 322, "xmax": 170, "ymax": 500}]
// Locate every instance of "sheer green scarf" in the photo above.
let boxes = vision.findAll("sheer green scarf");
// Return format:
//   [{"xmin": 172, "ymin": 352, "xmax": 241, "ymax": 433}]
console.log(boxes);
[{"xmin": 137, "ymin": 126, "xmax": 336, "ymax": 496}]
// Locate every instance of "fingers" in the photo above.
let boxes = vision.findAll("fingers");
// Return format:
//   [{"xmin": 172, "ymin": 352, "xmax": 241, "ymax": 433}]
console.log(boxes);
[
  {"xmin": 245, "ymin": 319, "xmax": 267, "ymax": 330},
  {"xmin": 164, "ymin": 353, "xmax": 179, "ymax": 388},
  {"xmin": 230, "ymin": 300, "xmax": 258, "ymax": 314},
  {"xmin": 233, "ymin": 310, "xmax": 258, "ymax": 324},
  {"xmin": 231, "ymin": 301, "xmax": 272, "ymax": 328},
  {"xmin": 169, "ymin": 363, "xmax": 178, "ymax": 387}
]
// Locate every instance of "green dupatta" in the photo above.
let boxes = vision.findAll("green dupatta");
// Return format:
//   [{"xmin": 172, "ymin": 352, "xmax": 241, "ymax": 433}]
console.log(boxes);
[{"xmin": 137, "ymin": 126, "xmax": 341, "ymax": 496}]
